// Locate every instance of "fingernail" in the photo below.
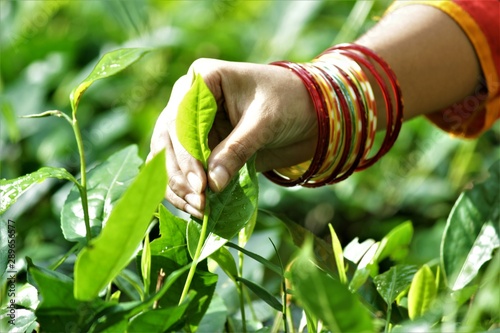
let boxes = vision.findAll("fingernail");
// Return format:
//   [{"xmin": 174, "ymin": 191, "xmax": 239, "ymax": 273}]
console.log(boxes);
[
  {"xmin": 185, "ymin": 193, "xmax": 202, "ymax": 210},
  {"xmin": 187, "ymin": 172, "xmax": 203, "ymax": 193},
  {"xmin": 185, "ymin": 204, "xmax": 203, "ymax": 219},
  {"xmin": 209, "ymin": 165, "xmax": 230, "ymax": 192}
]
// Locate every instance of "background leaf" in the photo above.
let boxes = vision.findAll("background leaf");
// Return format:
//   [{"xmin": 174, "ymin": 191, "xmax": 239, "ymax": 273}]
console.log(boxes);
[
  {"xmin": 176, "ymin": 73, "xmax": 217, "ymax": 168},
  {"xmin": 70, "ymin": 48, "xmax": 151, "ymax": 112},
  {"xmin": 441, "ymin": 160, "xmax": 500, "ymax": 290},
  {"xmin": 74, "ymin": 150, "xmax": 167, "ymax": 301},
  {"xmin": 290, "ymin": 239, "xmax": 374, "ymax": 332},
  {"xmin": 61, "ymin": 145, "xmax": 142, "ymax": 242},
  {"xmin": 1, "ymin": 167, "xmax": 78, "ymax": 214}
]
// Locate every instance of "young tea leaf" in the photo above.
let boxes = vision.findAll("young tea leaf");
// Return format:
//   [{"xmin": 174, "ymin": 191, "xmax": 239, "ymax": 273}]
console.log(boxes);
[
  {"xmin": 176, "ymin": 73, "xmax": 217, "ymax": 168},
  {"xmin": 61, "ymin": 145, "xmax": 142, "ymax": 242},
  {"xmin": 408, "ymin": 265, "xmax": 437, "ymax": 320},
  {"xmin": 441, "ymin": 160, "xmax": 500, "ymax": 290},
  {"xmin": 74, "ymin": 150, "xmax": 167, "ymax": 301},
  {"xmin": 0, "ymin": 167, "xmax": 79, "ymax": 214},
  {"xmin": 141, "ymin": 233, "xmax": 151, "ymax": 298},
  {"xmin": 70, "ymin": 48, "xmax": 151, "ymax": 113},
  {"xmin": 374, "ymin": 221, "xmax": 413, "ymax": 263}
]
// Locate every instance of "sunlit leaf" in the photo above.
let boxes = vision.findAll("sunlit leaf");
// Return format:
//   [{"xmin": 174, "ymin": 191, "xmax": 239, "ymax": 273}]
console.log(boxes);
[
  {"xmin": 141, "ymin": 233, "xmax": 151, "ymax": 298},
  {"xmin": 373, "ymin": 264, "xmax": 417, "ymax": 306},
  {"xmin": 61, "ymin": 145, "xmax": 142, "ymax": 242},
  {"xmin": 290, "ymin": 239, "xmax": 373, "ymax": 332},
  {"xmin": 442, "ymin": 160, "xmax": 500, "ymax": 290},
  {"xmin": 176, "ymin": 73, "xmax": 217, "ymax": 168},
  {"xmin": 0, "ymin": 167, "xmax": 78, "ymax": 214},
  {"xmin": 74, "ymin": 150, "xmax": 167, "ymax": 301},
  {"xmin": 70, "ymin": 48, "xmax": 151, "ymax": 112},
  {"xmin": 344, "ymin": 237, "xmax": 376, "ymax": 264},
  {"xmin": 329, "ymin": 224, "xmax": 347, "ymax": 284},
  {"xmin": 408, "ymin": 265, "xmax": 437, "ymax": 320},
  {"xmin": 374, "ymin": 221, "xmax": 413, "ymax": 263}
]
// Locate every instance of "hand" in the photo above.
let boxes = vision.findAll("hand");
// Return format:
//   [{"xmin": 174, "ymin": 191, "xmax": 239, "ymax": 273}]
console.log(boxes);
[{"xmin": 148, "ymin": 58, "xmax": 317, "ymax": 218}]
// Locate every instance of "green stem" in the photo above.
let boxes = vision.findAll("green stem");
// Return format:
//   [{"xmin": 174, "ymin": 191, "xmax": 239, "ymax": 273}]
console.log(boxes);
[
  {"xmin": 49, "ymin": 243, "xmax": 80, "ymax": 270},
  {"xmin": 71, "ymin": 118, "xmax": 92, "ymax": 244},
  {"xmin": 384, "ymin": 303, "xmax": 392, "ymax": 333},
  {"xmin": 238, "ymin": 251, "xmax": 247, "ymax": 333},
  {"xmin": 179, "ymin": 200, "xmax": 210, "ymax": 304}
]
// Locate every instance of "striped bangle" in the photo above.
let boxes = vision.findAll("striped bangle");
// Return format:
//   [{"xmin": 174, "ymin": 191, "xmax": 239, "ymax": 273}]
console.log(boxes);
[{"xmin": 264, "ymin": 43, "xmax": 403, "ymax": 187}]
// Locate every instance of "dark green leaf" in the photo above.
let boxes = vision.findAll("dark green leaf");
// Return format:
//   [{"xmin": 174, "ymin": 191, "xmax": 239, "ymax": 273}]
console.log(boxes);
[
  {"xmin": 188, "ymin": 157, "xmax": 259, "ymax": 261},
  {"xmin": 442, "ymin": 160, "xmax": 500, "ymax": 290},
  {"xmin": 147, "ymin": 256, "xmax": 217, "ymax": 331},
  {"xmin": 74, "ymin": 150, "xmax": 167, "ymax": 301},
  {"xmin": 237, "ymin": 277, "xmax": 282, "ymax": 311},
  {"xmin": 150, "ymin": 204, "xmax": 189, "ymax": 265},
  {"xmin": 373, "ymin": 264, "xmax": 418, "ymax": 306},
  {"xmin": 290, "ymin": 239, "xmax": 374, "ymax": 332},
  {"xmin": 62, "ymin": 145, "xmax": 142, "ymax": 242},
  {"xmin": 27, "ymin": 259, "xmax": 106, "ymax": 332},
  {"xmin": 226, "ymin": 242, "xmax": 281, "ymax": 276},
  {"xmin": 408, "ymin": 265, "xmax": 437, "ymax": 320},
  {"xmin": 127, "ymin": 291, "xmax": 195, "ymax": 332},
  {"xmin": 1, "ymin": 167, "xmax": 78, "ymax": 214},
  {"xmin": 176, "ymin": 73, "xmax": 217, "ymax": 168},
  {"xmin": 70, "ymin": 48, "xmax": 151, "ymax": 112}
]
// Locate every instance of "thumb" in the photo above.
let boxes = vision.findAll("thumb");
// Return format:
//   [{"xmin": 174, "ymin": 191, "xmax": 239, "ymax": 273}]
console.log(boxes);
[{"xmin": 207, "ymin": 122, "xmax": 263, "ymax": 192}]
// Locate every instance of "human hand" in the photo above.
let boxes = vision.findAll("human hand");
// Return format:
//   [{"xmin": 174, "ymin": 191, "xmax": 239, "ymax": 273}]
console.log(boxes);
[{"xmin": 148, "ymin": 58, "xmax": 317, "ymax": 218}]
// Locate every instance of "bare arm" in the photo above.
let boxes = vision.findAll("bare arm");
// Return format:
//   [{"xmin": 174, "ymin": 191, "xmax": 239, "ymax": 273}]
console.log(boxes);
[{"xmin": 149, "ymin": 4, "xmax": 482, "ymax": 218}]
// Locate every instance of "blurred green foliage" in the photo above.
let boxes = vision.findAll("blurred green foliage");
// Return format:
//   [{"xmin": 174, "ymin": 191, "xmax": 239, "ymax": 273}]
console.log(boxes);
[{"xmin": 1, "ymin": 0, "xmax": 499, "ymax": 277}]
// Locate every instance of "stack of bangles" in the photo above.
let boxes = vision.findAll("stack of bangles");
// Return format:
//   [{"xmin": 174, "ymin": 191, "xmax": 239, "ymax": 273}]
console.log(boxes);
[{"xmin": 264, "ymin": 43, "xmax": 403, "ymax": 188}]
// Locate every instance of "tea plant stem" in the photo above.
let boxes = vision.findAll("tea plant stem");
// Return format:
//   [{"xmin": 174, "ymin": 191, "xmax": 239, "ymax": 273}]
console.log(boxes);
[
  {"xmin": 179, "ymin": 201, "xmax": 210, "ymax": 304},
  {"xmin": 384, "ymin": 304, "xmax": 392, "ymax": 333},
  {"xmin": 49, "ymin": 242, "xmax": 80, "ymax": 270},
  {"xmin": 71, "ymin": 118, "xmax": 92, "ymax": 244},
  {"xmin": 238, "ymin": 252, "xmax": 247, "ymax": 333}
]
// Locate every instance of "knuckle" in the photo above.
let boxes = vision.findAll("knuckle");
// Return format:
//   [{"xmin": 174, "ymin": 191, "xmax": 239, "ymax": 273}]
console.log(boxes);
[{"xmin": 225, "ymin": 139, "xmax": 253, "ymax": 166}]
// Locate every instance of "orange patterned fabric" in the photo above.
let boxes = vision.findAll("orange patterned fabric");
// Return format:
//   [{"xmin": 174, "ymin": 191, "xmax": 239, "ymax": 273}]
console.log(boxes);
[{"xmin": 390, "ymin": 0, "xmax": 500, "ymax": 137}]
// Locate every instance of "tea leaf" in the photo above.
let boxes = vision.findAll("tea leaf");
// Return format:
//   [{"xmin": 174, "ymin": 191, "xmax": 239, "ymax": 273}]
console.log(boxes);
[
  {"xmin": 70, "ymin": 48, "xmax": 151, "ymax": 113},
  {"xmin": 236, "ymin": 277, "xmax": 282, "ymax": 311},
  {"xmin": 127, "ymin": 291, "xmax": 195, "ymax": 332},
  {"xmin": 408, "ymin": 265, "xmax": 437, "ymax": 320},
  {"xmin": 176, "ymin": 73, "xmax": 217, "ymax": 168},
  {"xmin": 329, "ymin": 224, "xmax": 347, "ymax": 284},
  {"xmin": 187, "ymin": 157, "xmax": 259, "ymax": 261},
  {"xmin": 74, "ymin": 150, "xmax": 167, "ymax": 301},
  {"xmin": 0, "ymin": 167, "xmax": 78, "ymax": 214},
  {"xmin": 197, "ymin": 294, "xmax": 228, "ymax": 333},
  {"xmin": 61, "ymin": 145, "xmax": 142, "ymax": 242},
  {"xmin": 374, "ymin": 221, "xmax": 413, "ymax": 263},
  {"xmin": 141, "ymin": 233, "xmax": 151, "ymax": 298},
  {"xmin": 226, "ymin": 242, "xmax": 282, "ymax": 276},
  {"xmin": 150, "ymin": 204, "xmax": 189, "ymax": 265},
  {"xmin": 290, "ymin": 239, "xmax": 374, "ymax": 332},
  {"xmin": 209, "ymin": 246, "xmax": 238, "ymax": 281},
  {"xmin": 373, "ymin": 264, "xmax": 418, "ymax": 306},
  {"xmin": 27, "ymin": 259, "xmax": 106, "ymax": 332},
  {"xmin": 441, "ymin": 160, "xmax": 500, "ymax": 291}
]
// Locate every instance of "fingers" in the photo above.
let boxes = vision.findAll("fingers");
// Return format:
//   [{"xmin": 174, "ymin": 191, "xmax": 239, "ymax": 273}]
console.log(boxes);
[{"xmin": 207, "ymin": 110, "xmax": 264, "ymax": 192}]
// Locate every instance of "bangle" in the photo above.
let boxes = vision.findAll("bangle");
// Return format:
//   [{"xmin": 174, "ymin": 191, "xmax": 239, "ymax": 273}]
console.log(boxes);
[{"xmin": 264, "ymin": 43, "xmax": 403, "ymax": 187}]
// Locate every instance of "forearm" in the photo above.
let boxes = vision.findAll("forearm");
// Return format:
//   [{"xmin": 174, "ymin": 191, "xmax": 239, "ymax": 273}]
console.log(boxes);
[{"xmin": 356, "ymin": 4, "xmax": 481, "ymax": 127}]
